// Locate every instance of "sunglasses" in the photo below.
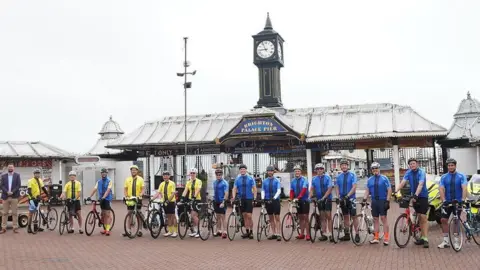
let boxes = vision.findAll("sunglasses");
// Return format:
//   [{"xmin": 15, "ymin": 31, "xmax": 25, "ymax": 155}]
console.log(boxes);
[
  {"xmin": 215, "ymin": 173, "xmax": 223, "ymax": 176},
  {"xmin": 190, "ymin": 172, "xmax": 196, "ymax": 175}
]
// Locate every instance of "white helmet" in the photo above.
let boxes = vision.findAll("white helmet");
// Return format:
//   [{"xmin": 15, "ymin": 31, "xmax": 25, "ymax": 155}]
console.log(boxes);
[
  {"xmin": 190, "ymin": 168, "xmax": 198, "ymax": 174},
  {"xmin": 293, "ymin": 165, "xmax": 302, "ymax": 171},
  {"xmin": 314, "ymin": 163, "xmax": 325, "ymax": 169},
  {"xmin": 371, "ymin": 162, "xmax": 380, "ymax": 169},
  {"xmin": 69, "ymin": 171, "xmax": 77, "ymax": 176}
]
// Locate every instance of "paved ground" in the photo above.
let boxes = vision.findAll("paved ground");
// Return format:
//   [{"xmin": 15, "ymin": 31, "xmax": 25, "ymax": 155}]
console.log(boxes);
[{"xmin": 0, "ymin": 199, "xmax": 478, "ymax": 270}]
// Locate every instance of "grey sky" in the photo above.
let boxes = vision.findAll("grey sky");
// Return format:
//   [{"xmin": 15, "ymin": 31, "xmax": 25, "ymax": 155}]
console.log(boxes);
[{"xmin": 1, "ymin": 0, "xmax": 479, "ymax": 154}]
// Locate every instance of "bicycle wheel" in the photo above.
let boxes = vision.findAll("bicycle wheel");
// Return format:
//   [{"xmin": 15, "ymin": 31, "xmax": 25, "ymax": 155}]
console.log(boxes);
[
  {"xmin": 394, "ymin": 213, "xmax": 411, "ymax": 248},
  {"xmin": 59, "ymin": 211, "xmax": 67, "ymax": 235},
  {"xmin": 331, "ymin": 213, "xmax": 341, "ymax": 244},
  {"xmin": 102, "ymin": 209, "xmax": 115, "ymax": 231},
  {"xmin": 210, "ymin": 212, "xmax": 217, "ymax": 235},
  {"xmin": 123, "ymin": 212, "xmax": 140, "ymax": 239},
  {"xmin": 264, "ymin": 215, "xmax": 271, "ymax": 238},
  {"xmin": 309, "ymin": 213, "xmax": 318, "ymax": 243},
  {"xmin": 198, "ymin": 213, "xmax": 211, "ymax": 241},
  {"xmin": 257, "ymin": 213, "xmax": 265, "ymax": 242},
  {"xmin": 471, "ymin": 215, "xmax": 480, "ymax": 245},
  {"xmin": 449, "ymin": 217, "xmax": 464, "ymax": 252},
  {"xmin": 47, "ymin": 208, "xmax": 58, "ymax": 231},
  {"xmin": 85, "ymin": 211, "xmax": 96, "ymax": 236},
  {"xmin": 226, "ymin": 212, "xmax": 237, "ymax": 241},
  {"xmin": 149, "ymin": 210, "xmax": 162, "ymax": 239},
  {"xmin": 31, "ymin": 211, "xmax": 40, "ymax": 235},
  {"xmin": 178, "ymin": 212, "xmax": 189, "ymax": 239},
  {"xmin": 281, "ymin": 212, "xmax": 294, "ymax": 242},
  {"xmin": 350, "ymin": 215, "xmax": 368, "ymax": 246}
]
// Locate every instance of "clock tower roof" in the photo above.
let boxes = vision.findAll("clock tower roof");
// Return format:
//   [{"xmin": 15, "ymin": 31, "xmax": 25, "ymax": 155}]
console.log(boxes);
[{"xmin": 255, "ymin": 12, "xmax": 278, "ymax": 36}]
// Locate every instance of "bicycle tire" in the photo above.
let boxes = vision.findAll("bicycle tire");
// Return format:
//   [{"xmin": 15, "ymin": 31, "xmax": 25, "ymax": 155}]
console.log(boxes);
[
  {"xmin": 226, "ymin": 212, "xmax": 237, "ymax": 241},
  {"xmin": 470, "ymin": 215, "xmax": 480, "ymax": 245},
  {"xmin": 102, "ymin": 209, "xmax": 115, "ymax": 231},
  {"xmin": 31, "ymin": 211, "xmax": 39, "ymax": 235},
  {"xmin": 210, "ymin": 212, "xmax": 217, "ymax": 235},
  {"xmin": 309, "ymin": 213, "xmax": 318, "ymax": 243},
  {"xmin": 85, "ymin": 211, "xmax": 96, "ymax": 236},
  {"xmin": 264, "ymin": 214, "xmax": 270, "ymax": 238},
  {"xmin": 149, "ymin": 210, "xmax": 162, "ymax": 239},
  {"xmin": 178, "ymin": 212, "xmax": 189, "ymax": 239},
  {"xmin": 198, "ymin": 213, "xmax": 211, "ymax": 241},
  {"xmin": 281, "ymin": 212, "xmax": 294, "ymax": 242},
  {"xmin": 47, "ymin": 208, "xmax": 58, "ymax": 231},
  {"xmin": 351, "ymin": 215, "xmax": 367, "ymax": 246},
  {"xmin": 257, "ymin": 213, "xmax": 265, "ymax": 242},
  {"xmin": 331, "ymin": 213, "xmax": 341, "ymax": 244},
  {"xmin": 393, "ymin": 213, "xmax": 410, "ymax": 248},
  {"xmin": 59, "ymin": 211, "xmax": 67, "ymax": 235},
  {"xmin": 448, "ymin": 217, "xmax": 464, "ymax": 252},
  {"xmin": 123, "ymin": 212, "xmax": 140, "ymax": 239}
]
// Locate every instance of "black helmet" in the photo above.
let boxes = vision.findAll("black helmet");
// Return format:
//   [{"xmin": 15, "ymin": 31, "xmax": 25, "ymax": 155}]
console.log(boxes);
[
  {"xmin": 215, "ymin": 168, "xmax": 223, "ymax": 174},
  {"xmin": 266, "ymin": 165, "xmax": 275, "ymax": 172},
  {"xmin": 340, "ymin": 159, "xmax": 349, "ymax": 166},
  {"xmin": 100, "ymin": 168, "xmax": 108, "ymax": 173},
  {"xmin": 407, "ymin": 158, "xmax": 417, "ymax": 165},
  {"xmin": 162, "ymin": 171, "xmax": 171, "ymax": 175},
  {"xmin": 446, "ymin": 158, "xmax": 457, "ymax": 165},
  {"xmin": 239, "ymin": 164, "xmax": 247, "ymax": 170}
]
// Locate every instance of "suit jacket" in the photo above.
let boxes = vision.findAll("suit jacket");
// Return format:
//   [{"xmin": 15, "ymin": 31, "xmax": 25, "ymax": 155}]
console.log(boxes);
[{"xmin": 1, "ymin": 172, "xmax": 21, "ymax": 200}]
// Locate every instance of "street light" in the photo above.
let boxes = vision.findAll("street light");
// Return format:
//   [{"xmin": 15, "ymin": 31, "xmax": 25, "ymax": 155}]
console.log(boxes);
[{"xmin": 177, "ymin": 37, "xmax": 197, "ymax": 185}]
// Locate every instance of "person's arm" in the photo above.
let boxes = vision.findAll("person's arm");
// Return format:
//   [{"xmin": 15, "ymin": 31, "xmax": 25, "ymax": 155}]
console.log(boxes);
[
  {"xmin": 231, "ymin": 179, "xmax": 238, "ymax": 200},
  {"xmin": 347, "ymin": 174, "xmax": 357, "ymax": 197},
  {"xmin": 251, "ymin": 178, "xmax": 257, "ymax": 199},
  {"xmin": 182, "ymin": 183, "xmax": 188, "ymax": 198},
  {"xmin": 0, "ymin": 176, "xmax": 7, "ymax": 193},
  {"xmin": 363, "ymin": 188, "xmax": 370, "ymax": 201},
  {"xmin": 309, "ymin": 180, "xmax": 315, "ymax": 199},
  {"xmin": 139, "ymin": 180, "xmax": 145, "ymax": 198},
  {"xmin": 461, "ymin": 174, "xmax": 468, "ymax": 201},
  {"xmin": 322, "ymin": 177, "xmax": 334, "ymax": 200},
  {"xmin": 27, "ymin": 180, "xmax": 33, "ymax": 198},
  {"xmin": 386, "ymin": 177, "xmax": 392, "ymax": 201},
  {"xmin": 76, "ymin": 182, "xmax": 81, "ymax": 200},
  {"xmin": 90, "ymin": 182, "xmax": 98, "ymax": 198},
  {"xmin": 289, "ymin": 181, "xmax": 295, "ymax": 200},
  {"xmin": 124, "ymin": 180, "xmax": 128, "ymax": 197},
  {"xmin": 396, "ymin": 179, "xmax": 408, "ymax": 193},
  {"xmin": 102, "ymin": 181, "xmax": 113, "ymax": 199},
  {"xmin": 297, "ymin": 179, "xmax": 308, "ymax": 199},
  {"xmin": 40, "ymin": 181, "xmax": 49, "ymax": 197},
  {"xmin": 223, "ymin": 181, "xmax": 229, "ymax": 202},
  {"xmin": 12, "ymin": 174, "xmax": 21, "ymax": 194},
  {"xmin": 439, "ymin": 176, "xmax": 445, "ymax": 202},
  {"xmin": 194, "ymin": 180, "xmax": 202, "ymax": 198},
  {"xmin": 60, "ymin": 183, "xmax": 67, "ymax": 199},
  {"xmin": 273, "ymin": 180, "xmax": 281, "ymax": 200},
  {"xmin": 414, "ymin": 171, "xmax": 425, "ymax": 197},
  {"xmin": 168, "ymin": 183, "xmax": 177, "ymax": 201}
]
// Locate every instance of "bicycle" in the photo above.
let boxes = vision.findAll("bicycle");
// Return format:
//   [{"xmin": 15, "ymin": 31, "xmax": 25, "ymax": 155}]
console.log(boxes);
[
  {"xmin": 308, "ymin": 198, "xmax": 325, "ymax": 243},
  {"xmin": 149, "ymin": 201, "xmax": 168, "ymax": 239},
  {"xmin": 123, "ymin": 196, "xmax": 149, "ymax": 239},
  {"xmin": 331, "ymin": 198, "xmax": 353, "ymax": 244},
  {"xmin": 84, "ymin": 198, "xmax": 116, "ymax": 236},
  {"xmin": 281, "ymin": 199, "xmax": 302, "ymax": 242},
  {"xmin": 257, "ymin": 200, "xmax": 272, "ymax": 242},
  {"xmin": 58, "ymin": 199, "xmax": 79, "ymax": 235},
  {"xmin": 177, "ymin": 200, "xmax": 207, "ymax": 239},
  {"xmin": 447, "ymin": 200, "xmax": 480, "ymax": 251},
  {"xmin": 393, "ymin": 195, "xmax": 421, "ymax": 248},
  {"xmin": 350, "ymin": 202, "xmax": 384, "ymax": 246},
  {"xmin": 31, "ymin": 197, "xmax": 58, "ymax": 234},
  {"xmin": 198, "ymin": 198, "xmax": 217, "ymax": 241},
  {"xmin": 465, "ymin": 199, "xmax": 480, "ymax": 246},
  {"xmin": 226, "ymin": 198, "xmax": 247, "ymax": 241}
]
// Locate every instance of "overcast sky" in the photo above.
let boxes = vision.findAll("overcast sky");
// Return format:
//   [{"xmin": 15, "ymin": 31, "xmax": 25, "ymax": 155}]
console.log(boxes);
[{"xmin": 1, "ymin": 0, "xmax": 479, "ymax": 154}]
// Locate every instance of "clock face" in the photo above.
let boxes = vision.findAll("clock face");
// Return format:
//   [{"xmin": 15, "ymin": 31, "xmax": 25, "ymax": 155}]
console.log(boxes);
[
  {"xmin": 278, "ymin": 43, "xmax": 282, "ymax": 60},
  {"xmin": 256, "ymin": 40, "xmax": 275, "ymax": 59}
]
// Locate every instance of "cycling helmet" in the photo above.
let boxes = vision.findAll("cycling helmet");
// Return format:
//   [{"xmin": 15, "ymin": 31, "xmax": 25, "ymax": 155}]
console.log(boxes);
[
  {"xmin": 266, "ymin": 165, "xmax": 275, "ymax": 172},
  {"xmin": 68, "ymin": 171, "xmax": 77, "ymax": 176},
  {"xmin": 371, "ymin": 162, "xmax": 380, "ymax": 169},
  {"xmin": 239, "ymin": 164, "xmax": 247, "ymax": 170},
  {"xmin": 33, "ymin": 168, "xmax": 41, "ymax": 174},
  {"xmin": 130, "ymin": 165, "xmax": 139, "ymax": 170},
  {"xmin": 340, "ymin": 159, "xmax": 349, "ymax": 166},
  {"xmin": 100, "ymin": 168, "xmax": 108, "ymax": 173},
  {"xmin": 446, "ymin": 158, "xmax": 457, "ymax": 165},
  {"xmin": 190, "ymin": 168, "xmax": 198, "ymax": 174},
  {"xmin": 162, "ymin": 171, "xmax": 171, "ymax": 175},
  {"xmin": 215, "ymin": 168, "xmax": 223, "ymax": 174},
  {"xmin": 293, "ymin": 165, "xmax": 302, "ymax": 171},
  {"xmin": 407, "ymin": 158, "xmax": 417, "ymax": 165},
  {"xmin": 314, "ymin": 163, "xmax": 325, "ymax": 169}
]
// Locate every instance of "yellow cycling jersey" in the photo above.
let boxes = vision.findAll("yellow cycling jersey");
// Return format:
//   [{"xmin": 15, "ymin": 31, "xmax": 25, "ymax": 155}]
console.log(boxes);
[
  {"xmin": 185, "ymin": 178, "xmax": 202, "ymax": 200},
  {"xmin": 158, "ymin": 181, "xmax": 176, "ymax": 202}
]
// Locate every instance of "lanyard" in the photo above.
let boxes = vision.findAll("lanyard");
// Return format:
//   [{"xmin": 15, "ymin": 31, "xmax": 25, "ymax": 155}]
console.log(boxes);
[
  {"xmin": 190, "ymin": 179, "xmax": 195, "ymax": 199},
  {"xmin": 71, "ymin": 181, "xmax": 75, "ymax": 199},
  {"xmin": 164, "ymin": 181, "xmax": 169, "ymax": 201},
  {"xmin": 296, "ymin": 178, "xmax": 301, "ymax": 197},
  {"xmin": 319, "ymin": 176, "xmax": 325, "ymax": 195},
  {"xmin": 374, "ymin": 175, "xmax": 379, "ymax": 199},
  {"xmin": 343, "ymin": 173, "xmax": 348, "ymax": 197},
  {"xmin": 132, "ymin": 178, "xmax": 137, "ymax": 197},
  {"xmin": 242, "ymin": 177, "xmax": 247, "ymax": 199},
  {"xmin": 269, "ymin": 178, "xmax": 274, "ymax": 199},
  {"xmin": 413, "ymin": 171, "xmax": 418, "ymax": 191},
  {"xmin": 450, "ymin": 173, "xmax": 456, "ymax": 201}
]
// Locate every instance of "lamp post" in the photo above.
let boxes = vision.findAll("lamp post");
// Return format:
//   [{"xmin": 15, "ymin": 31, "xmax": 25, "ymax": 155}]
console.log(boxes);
[{"xmin": 177, "ymin": 37, "xmax": 196, "ymax": 185}]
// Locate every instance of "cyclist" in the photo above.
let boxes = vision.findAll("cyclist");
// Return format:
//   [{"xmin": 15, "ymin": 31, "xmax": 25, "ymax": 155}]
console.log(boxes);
[
  {"xmin": 27, "ymin": 168, "xmax": 50, "ymax": 234},
  {"xmin": 60, "ymin": 171, "xmax": 83, "ymax": 234},
  {"xmin": 395, "ymin": 157, "xmax": 429, "ymax": 248},
  {"xmin": 362, "ymin": 162, "xmax": 391, "ymax": 245},
  {"xmin": 123, "ymin": 165, "xmax": 145, "ymax": 237},
  {"xmin": 212, "ymin": 168, "xmax": 229, "ymax": 239},
  {"xmin": 335, "ymin": 159, "xmax": 359, "ymax": 242},
  {"xmin": 309, "ymin": 163, "xmax": 333, "ymax": 242},
  {"xmin": 231, "ymin": 164, "xmax": 257, "ymax": 239},
  {"xmin": 290, "ymin": 165, "xmax": 310, "ymax": 241},
  {"xmin": 87, "ymin": 168, "xmax": 113, "ymax": 235},
  {"xmin": 437, "ymin": 158, "xmax": 467, "ymax": 249},
  {"xmin": 181, "ymin": 168, "xmax": 202, "ymax": 238},
  {"xmin": 261, "ymin": 165, "xmax": 281, "ymax": 241},
  {"xmin": 153, "ymin": 171, "xmax": 177, "ymax": 238}
]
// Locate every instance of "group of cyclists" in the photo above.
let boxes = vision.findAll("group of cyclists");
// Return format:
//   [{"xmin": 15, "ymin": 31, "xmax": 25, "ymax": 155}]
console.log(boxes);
[{"xmin": 21, "ymin": 156, "xmax": 475, "ymax": 251}]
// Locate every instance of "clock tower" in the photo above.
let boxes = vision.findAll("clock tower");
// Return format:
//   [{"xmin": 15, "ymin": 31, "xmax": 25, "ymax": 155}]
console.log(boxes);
[{"xmin": 253, "ymin": 13, "xmax": 284, "ymax": 108}]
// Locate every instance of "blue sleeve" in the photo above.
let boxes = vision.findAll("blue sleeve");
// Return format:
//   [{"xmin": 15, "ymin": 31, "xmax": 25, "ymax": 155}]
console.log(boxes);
[
  {"xmin": 250, "ymin": 177, "xmax": 256, "ymax": 188},
  {"xmin": 302, "ymin": 178, "xmax": 308, "ymax": 189},
  {"xmin": 327, "ymin": 176, "xmax": 333, "ymax": 187},
  {"xmin": 365, "ymin": 178, "xmax": 369, "ymax": 189},
  {"xmin": 439, "ymin": 176, "xmax": 445, "ymax": 187},
  {"xmin": 352, "ymin": 173, "xmax": 358, "ymax": 184},
  {"xmin": 384, "ymin": 176, "xmax": 391, "ymax": 188},
  {"xmin": 419, "ymin": 170, "xmax": 426, "ymax": 183},
  {"xmin": 223, "ymin": 181, "xmax": 229, "ymax": 193},
  {"xmin": 275, "ymin": 179, "xmax": 281, "ymax": 189},
  {"xmin": 461, "ymin": 174, "xmax": 467, "ymax": 185},
  {"xmin": 234, "ymin": 178, "xmax": 239, "ymax": 188},
  {"xmin": 403, "ymin": 170, "xmax": 410, "ymax": 181},
  {"xmin": 261, "ymin": 180, "xmax": 266, "ymax": 191},
  {"xmin": 290, "ymin": 181, "xmax": 294, "ymax": 190}
]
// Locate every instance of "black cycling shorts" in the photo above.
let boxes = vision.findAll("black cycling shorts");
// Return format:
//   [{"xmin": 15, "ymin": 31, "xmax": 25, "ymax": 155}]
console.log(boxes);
[
  {"xmin": 318, "ymin": 200, "xmax": 332, "ymax": 212},
  {"xmin": 413, "ymin": 197, "xmax": 429, "ymax": 215},
  {"xmin": 340, "ymin": 199, "xmax": 357, "ymax": 216},
  {"xmin": 67, "ymin": 200, "xmax": 81, "ymax": 213},
  {"xmin": 441, "ymin": 205, "xmax": 462, "ymax": 219},
  {"xmin": 371, "ymin": 200, "xmax": 388, "ymax": 217},
  {"xmin": 165, "ymin": 202, "xmax": 176, "ymax": 214},
  {"xmin": 100, "ymin": 200, "xmax": 112, "ymax": 211},
  {"xmin": 213, "ymin": 202, "xmax": 227, "ymax": 214},
  {"xmin": 240, "ymin": 199, "xmax": 253, "ymax": 213},
  {"xmin": 266, "ymin": 200, "xmax": 281, "ymax": 215},
  {"xmin": 297, "ymin": 200, "xmax": 310, "ymax": 215}
]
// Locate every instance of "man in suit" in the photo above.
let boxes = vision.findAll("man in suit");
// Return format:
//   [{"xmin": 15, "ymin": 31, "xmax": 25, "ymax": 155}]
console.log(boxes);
[{"xmin": 1, "ymin": 163, "xmax": 21, "ymax": 233}]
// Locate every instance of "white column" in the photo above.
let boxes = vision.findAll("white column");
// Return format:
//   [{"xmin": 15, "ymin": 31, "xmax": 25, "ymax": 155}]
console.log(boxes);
[
  {"xmin": 393, "ymin": 144, "xmax": 400, "ymax": 188},
  {"xmin": 306, "ymin": 149, "xmax": 313, "ymax": 186},
  {"xmin": 149, "ymin": 155, "xmax": 155, "ymax": 194},
  {"xmin": 476, "ymin": 146, "xmax": 480, "ymax": 172},
  {"xmin": 58, "ymin": 160, "xmax": 62, "ymax": 184}
]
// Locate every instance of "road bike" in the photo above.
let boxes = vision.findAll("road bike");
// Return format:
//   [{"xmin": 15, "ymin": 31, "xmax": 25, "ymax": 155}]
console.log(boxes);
[
  {"xmin": 464, "ymin": 199, "xmax": 480, "ymax": 246},
  {"xmin": 331, "ymin": 198, "xmax": 353, "ymax": 243},
  {"xmin": 149, "ymin": 201, "xmax": 168, "ymax": 239},
  {"xmin": 447, "ymin": 200, "xmax": 480, "ymax": 252},
  {"xmin": 123, "ymin": 196, "xmax": 150, "ymax": 239},
  {"xmin": 393, "ymin": 195, "xmax": 421, "ymax": 248},
  {"xmin": 58, "ymin": 199, "xmax": 79, "ymax": 235},
  {"xmin": 31, "ymin": 198, "xmax": 58, "ymax": 234},
  {"xmin": 281, "ymin": 199, "xmax": 302, "ymax": 242},
  {"xmin": 226, "ymin": 198, "xmax": 247, "ymax": 241},
  {"xmin": 84, "ymin": 198, "xmax": 116, "ymax": 236},
  {"xmin": 350, "ymin": 202, "xmax": 384, "ymax": 246},
  {"xmin": 198, "ymin": 198, "xmax": 217, "ymax": 241},
  {"xmin": 257, "ymin": 200, "xmax": 272, "ymax": 242},
  {"xmin": 309, "ymin": 198, "xmax": 326, "ymax": 243}
]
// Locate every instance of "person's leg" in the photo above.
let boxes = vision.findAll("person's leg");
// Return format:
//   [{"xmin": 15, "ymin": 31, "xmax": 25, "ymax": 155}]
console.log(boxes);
[
  {"xmin": 380, "ymin": 215, "xmax": 389, "ymax": 244},
  {"xmin": 438, "ymin": 206, "xmax": 451, "ymax": 248},
  {"xmin": 76, "ymin": 202, "xmax": 83, "ymax": 232},
  {"xmin": 1, "ymin": 198, "xmax": 11, "ymax": 231},
  {"xmin": 10, "ymin": 199, "xmax": 18, "ymax": 230}
]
